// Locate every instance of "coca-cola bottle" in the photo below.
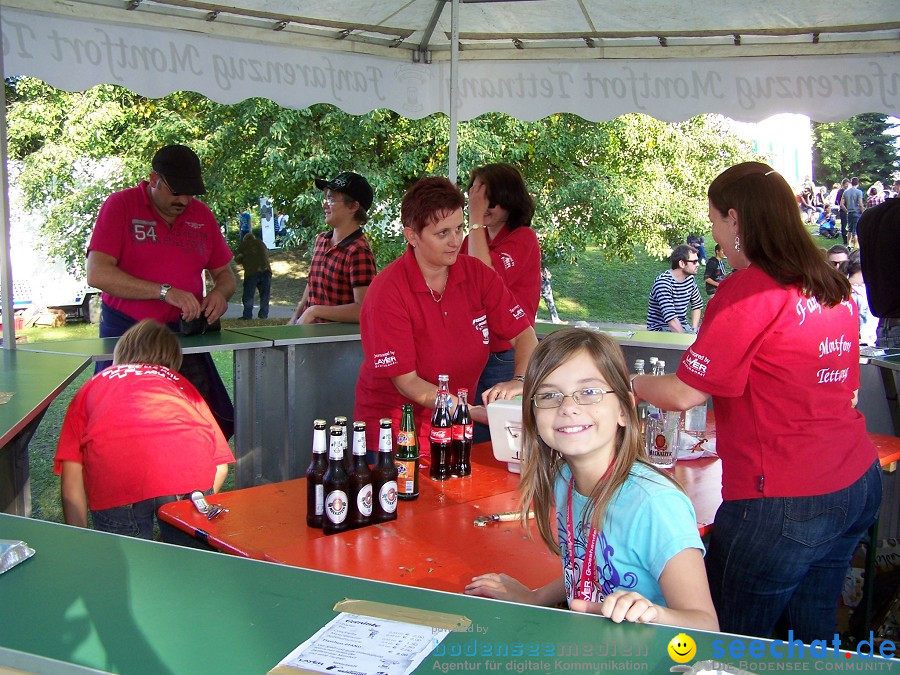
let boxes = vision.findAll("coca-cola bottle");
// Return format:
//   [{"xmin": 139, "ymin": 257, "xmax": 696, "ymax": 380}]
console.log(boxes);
[
  {"xmin": 451, "ymin": 388, "xmax": 473, "ymax": 477},
  {"xmin": 430, "ymin": 374, "xmax": 452, "ymax": 481},
  {"xmin": 347, "ymin": 421, "xmax": 373, "ymax": 529},
  {"xmin": 305, "ymin": 419, "xmax": 328, "ymax": 528}
]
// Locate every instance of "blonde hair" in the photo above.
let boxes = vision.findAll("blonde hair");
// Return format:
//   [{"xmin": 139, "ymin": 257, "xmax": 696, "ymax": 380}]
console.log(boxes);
[
  {"xmin": 113, "ymin": 320, "xmax": 183, "ymax": 371},
  {"xmin": 518, "ymin": 328, "xmax": 681, "ymax": 555}
]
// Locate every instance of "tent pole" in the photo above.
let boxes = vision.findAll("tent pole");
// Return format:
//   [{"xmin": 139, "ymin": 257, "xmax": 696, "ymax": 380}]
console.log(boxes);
[
  {"xmin": 448, "ymin": 0, "xmax": 460, "ymax": 185},
  {"xmin": 0, "ymin": 43, "xmax": 15, "ymax": 350}
]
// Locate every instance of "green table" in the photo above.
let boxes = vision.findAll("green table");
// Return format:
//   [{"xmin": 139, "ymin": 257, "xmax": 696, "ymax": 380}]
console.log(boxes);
[
  {"xmin": 18, "ymin": 330, "xmax": 272, "ymax": 362},
  {"xmin": 4, "ymin": 515, "xmax": 895, "ymax": 674},
  {"xmin": 0, "ymin": 351, "xmax": 90, "ymax": 515}
]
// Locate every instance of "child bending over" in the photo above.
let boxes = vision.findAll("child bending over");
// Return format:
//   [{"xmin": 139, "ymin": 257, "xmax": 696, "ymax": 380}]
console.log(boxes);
[{"xmin": 55, "ymin": 320, "xmax": 234, "ymax": 541}]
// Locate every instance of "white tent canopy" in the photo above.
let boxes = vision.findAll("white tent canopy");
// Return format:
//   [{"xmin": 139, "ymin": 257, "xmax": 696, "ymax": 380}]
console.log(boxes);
[{"xmin": 4, "ymin": 0, "xmax": 900, "ymax": 123}]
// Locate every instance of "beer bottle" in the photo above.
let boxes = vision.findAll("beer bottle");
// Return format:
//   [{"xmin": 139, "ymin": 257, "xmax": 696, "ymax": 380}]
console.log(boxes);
[
  {"xmin": 633, "ymin": 359, "xmax": 648, "ymax": 437},
  {"xmin": 347, "ymin": 421, "xmax": 373, "ymax": 529},
  {"xmin": 323, "ymin": 425, "xmax": 350, "ymax": 535},
  {"xmin": 395, "ymin": 404, "xmax": 420, "ymax": 500},
  {"xmin": 430, "ymin": 374, "xmax": 452, "ymax": 481},
  {"xmin": 451, "ymin": 388, "xmax": 473, "ymax": 477},
  {"xmin": 305, "ymin": 419, "xmax": 328, "ymax": 528},
  {"xmin": 371, "ymin": 418, "xmax": 398, "ymax": 523},
  {"xmin": 334, "ymin": 416, "xmax": 350, "ymax": 472}
]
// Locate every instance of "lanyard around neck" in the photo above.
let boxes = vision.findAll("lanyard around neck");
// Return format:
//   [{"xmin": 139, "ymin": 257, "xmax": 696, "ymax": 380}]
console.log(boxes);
[{"xmin": 566, "ymin": 475, "xmax": 600, "ymax": 602}]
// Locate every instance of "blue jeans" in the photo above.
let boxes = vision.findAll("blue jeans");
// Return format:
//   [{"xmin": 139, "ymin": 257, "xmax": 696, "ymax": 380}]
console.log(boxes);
[
  {"xmin": 473, "ymin": 348, "xmax": 517, "ymax": 443},
  {"xmin": 846, "ymin": 211, "xmax": 861, "ymax": 237},
  {"xmin": 242, "ymin": 271, "xmax": 272, "ymax": 319},
  {"xmin": 705, "ymin": 460, "xmax": 882, "ymax": 642},
  {"xmin": 91, "ymin": 492, "xmax": 213, "ymax": 547}
]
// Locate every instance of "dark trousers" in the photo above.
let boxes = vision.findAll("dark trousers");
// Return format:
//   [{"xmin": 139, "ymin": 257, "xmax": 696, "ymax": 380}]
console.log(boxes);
[
  {"xmin": 242, "ymin": 271, "xmax": 271, "ymax": 319},
  {"xmin": 97, "ymin": 303, "xmax": 235, "ymax": 440},
  {"xmin": 705, "ymin": 460, "xmax": 882, "ymax": 642}
]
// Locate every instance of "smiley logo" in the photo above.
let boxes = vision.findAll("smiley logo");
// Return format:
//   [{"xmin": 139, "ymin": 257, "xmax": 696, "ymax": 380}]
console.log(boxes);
[{"xmin": 667, "ymin": 633, "xmax": 696, "ymax": 663}]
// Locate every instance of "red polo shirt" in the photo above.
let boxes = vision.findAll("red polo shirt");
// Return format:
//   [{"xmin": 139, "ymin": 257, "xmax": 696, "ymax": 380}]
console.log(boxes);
[
  {"xmin": 88, "ymin": 181, "xmax": 233, "ymax": 323},
  {"xmin": 355, "ymin": 248, "xmax": 531, "ymax": 450},
  {"xmin": 461, "ymin": 225, "xmax": 541, "ymax": 351},
  {"xmin": 54, "ymin": 364, "xmax": 235, "ymax": 511},
  {"xmin": 676, "ymin": 266, "xmax": 876, "ymax": 500}
]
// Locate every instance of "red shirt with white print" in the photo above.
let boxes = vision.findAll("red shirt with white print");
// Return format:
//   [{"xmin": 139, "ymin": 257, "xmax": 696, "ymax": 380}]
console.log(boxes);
[
  {"xmin": 676, "ymin": 265, "xmax": 875, "ymax": 500},
  {"xmin": 461, "ymin": 224, "xmax": 541, "ymax": 351},
  {"xmin": 355, "ymin": 248, "xmax": 531, "ymax": 450}
]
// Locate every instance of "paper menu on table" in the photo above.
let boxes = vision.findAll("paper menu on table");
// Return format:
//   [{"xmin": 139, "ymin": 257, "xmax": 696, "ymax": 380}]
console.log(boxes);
[{"xmin": 273, "ymin": 612, "xmax": 450, "ymax": 675}]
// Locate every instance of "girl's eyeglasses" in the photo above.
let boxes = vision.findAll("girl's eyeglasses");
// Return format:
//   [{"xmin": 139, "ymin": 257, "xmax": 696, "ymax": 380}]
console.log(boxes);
[{"xmin": 532, "ymin": 388, "xmax": 615, "ymax": 409}]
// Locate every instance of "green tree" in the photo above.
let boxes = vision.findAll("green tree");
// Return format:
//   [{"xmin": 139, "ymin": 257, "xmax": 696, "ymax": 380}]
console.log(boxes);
[
  {"xmin": 6, "ymin": 77, "xmax": 755, "ymax": 274},
  {"xmin": 812, "ymin": 114, "xmax": 899, "ymax": 188}
]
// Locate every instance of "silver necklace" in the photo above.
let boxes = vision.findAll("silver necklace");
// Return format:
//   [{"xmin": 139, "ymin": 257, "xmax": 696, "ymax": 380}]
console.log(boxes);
[{"xmin": 426, "ymin": 270, "xmax": 448, "ymax": 303}]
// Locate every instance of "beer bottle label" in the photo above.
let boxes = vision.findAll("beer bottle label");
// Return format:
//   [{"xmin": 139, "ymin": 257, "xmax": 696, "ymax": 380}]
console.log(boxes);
[
  {"xmin": 325, "ymin": 490, "xmax": 348, "ymax": 524},
  {"xmin": 379, "ymin": 481, "xmax": 398, "ymax": 513},
  {"xmin": 356, "ymin": 484, "xmax": 373, "ymax": 517},
  {"xmin": 430, "ymin": 427, "xmax": 451, "ymax": 443},
  {"xmin": 451, "ymin": 424, "xmax": 473, "ymax": 441},
  {"xmin": 395, "ymin": 460, "xmax": 417, "ymax": 495},
  {"xmin": 314, "ymin": 484, "xmax": 324, "ymax": 515}
]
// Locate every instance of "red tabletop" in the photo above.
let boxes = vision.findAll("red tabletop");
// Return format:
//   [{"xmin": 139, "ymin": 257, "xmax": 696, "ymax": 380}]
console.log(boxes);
[
  {"xmin": 158, "ymin": 436, "xmax": 724, "ymax": 591},
  {"xmin": 158, "ymin": 444, "xmax": 527, "ymax": 559},
  {"xmin": 158, "ymin": 411, "xmax": 899, "ymax": 591}
]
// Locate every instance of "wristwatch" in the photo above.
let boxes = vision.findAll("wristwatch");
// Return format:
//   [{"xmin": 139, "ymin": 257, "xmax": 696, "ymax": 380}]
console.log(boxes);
[
  {"xmin": 469, "ymin": 223, "xmax": 485, "ymax": 231},
  {"xmin": 159, "ymin": 283, "xmax": 172, "ymax": 301}
]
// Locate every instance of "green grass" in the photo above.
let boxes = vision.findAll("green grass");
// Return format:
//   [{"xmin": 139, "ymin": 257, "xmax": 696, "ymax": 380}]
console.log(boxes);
[
  {"xmin": 539, "ymin": 246, "xmax": 671, "ymax": 325},
  {"xmin": 22, "ymin": 232, "xmax": 840, "ymax": 523}
]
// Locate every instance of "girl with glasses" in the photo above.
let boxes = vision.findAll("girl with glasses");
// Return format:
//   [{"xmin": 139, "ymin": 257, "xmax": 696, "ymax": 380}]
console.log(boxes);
[{"xmin": 465, "ymin": 328, "xmax": 718, "ymax": 631}]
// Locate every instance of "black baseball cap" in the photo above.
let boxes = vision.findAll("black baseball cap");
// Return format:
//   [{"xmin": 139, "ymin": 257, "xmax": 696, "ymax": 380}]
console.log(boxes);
[
  {"xmin": 151, "ymin": 144, "xmax": 206, "ymax": 195},
  {"xmin": 315, "ymin": 172, "xmax": 373, "ymax": 210}
]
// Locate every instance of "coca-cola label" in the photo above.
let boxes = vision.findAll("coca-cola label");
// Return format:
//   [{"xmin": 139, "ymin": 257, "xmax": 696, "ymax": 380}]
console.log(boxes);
[
  {"xmin": 430, "ymin": 427, "xmax": 452, "ymax": 443},
  {"xmin": 379, "ymin": 481, "xmax": 398, "ymax": 513},
  {"xmin": 314, "ymin": 484, "xmax": 324, "ymax": 515},
  {"xmin": 356, "ymin": 484, "xmax": 373, "ymax": 517},
  {"xmin": 325, "ymin": 490, "xmax": 348, "ymax": 523},
  {"xmin": 452, "ymin": 424, "xmax": 474, "ymax": 441}
]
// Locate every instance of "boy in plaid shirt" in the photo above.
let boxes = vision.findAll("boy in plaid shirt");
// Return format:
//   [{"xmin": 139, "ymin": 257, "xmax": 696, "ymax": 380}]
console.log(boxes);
[{"xmin": 289, "ymin": 172, "xmax": 377, "ymax": 324}]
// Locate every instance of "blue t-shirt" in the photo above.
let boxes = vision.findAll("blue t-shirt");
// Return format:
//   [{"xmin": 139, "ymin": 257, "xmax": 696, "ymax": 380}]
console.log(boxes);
[{"xmin": 554, "ymin": 462, "xmax": 703, "ymax": 607}]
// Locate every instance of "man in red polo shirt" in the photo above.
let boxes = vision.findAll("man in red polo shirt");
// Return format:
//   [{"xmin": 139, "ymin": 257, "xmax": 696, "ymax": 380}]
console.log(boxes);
[
  {"xmin": 288, "ymin": 172, "xmax": 377, "ymax": 324},
  {"xmin": 86, "ymin": 144, "xmax": 236, "ymax": 437}
]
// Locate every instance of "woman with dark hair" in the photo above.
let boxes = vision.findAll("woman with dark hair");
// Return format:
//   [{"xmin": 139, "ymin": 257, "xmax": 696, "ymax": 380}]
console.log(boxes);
[
  {"xmin": 462, "ymin": 164, "xmax": 542, "ymax": 422},
  {"xmin": 632, "ymin": 161, "xmax": 881, "ymax": 642},
  {"xmin": 354, "ymin": 177, "xmax": 538, "ymax": 452}
]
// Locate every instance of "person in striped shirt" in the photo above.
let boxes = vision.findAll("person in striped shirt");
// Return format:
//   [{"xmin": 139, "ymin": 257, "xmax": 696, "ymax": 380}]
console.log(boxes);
[{"xmin": 646, "ymin": 244, "xmax": 704, "ymax": 333}]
